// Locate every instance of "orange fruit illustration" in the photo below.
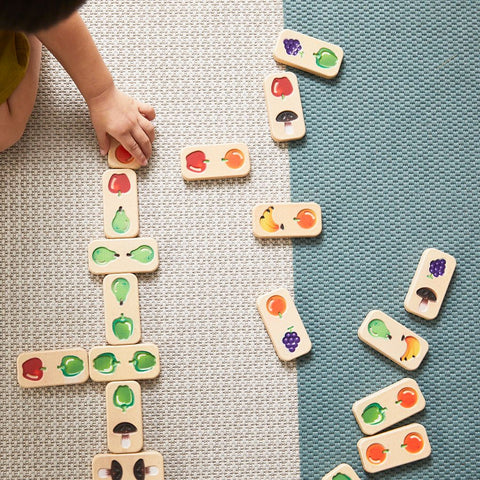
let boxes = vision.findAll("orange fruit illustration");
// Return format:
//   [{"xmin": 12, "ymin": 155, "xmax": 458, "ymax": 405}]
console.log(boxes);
[
  {"xmin": 401, "ymin": 432, "xmax": 424, "ymax": 454},
  {"xmin": 366, "ymin": 443, "xmax": 388, "ymax": 464},
  {"xmin": 266, "ymin": 295, "xmax": 287, "ymax": 318},
  {"xmin": 294, "ymin": 209, "xmax": 316, "ymax": 229},
  {"xmin": 222, "ymin": 149, "xmax": 245, "ymax": 169}
]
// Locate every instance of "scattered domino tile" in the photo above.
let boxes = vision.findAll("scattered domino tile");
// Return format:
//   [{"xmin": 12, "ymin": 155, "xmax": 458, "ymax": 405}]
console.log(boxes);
[
  {"xmin": 106, "ymin": 381, "xmax": 143, "ymax": 453},
  {"xmin": 252, "ymin": 202, "xmax": 322, "ymax": 238},
  {"xmin": 180, "ymin": 143, "xmax": 250, "ymax": 180},
  {"xmin": 404, "ymin": 248, "xmax": 456, "ymax": 320},
  {"xmin": 352, "ymin": 378, "xmax": 426, "ymax": 435},
  {"xmin": 89, "ymin": 343, "xmax": 160, "ymax": 382},
  {"xmin": 321, "ymin": 463, "xmax": 361, "ymax": 480},
  {"xmin": 357, "ymin": 423, "xmax": 431, "ymax": 473},
  {"xmin": 88, "ymin": 237, "xmax": 159, "ymax": 275},
  {"xmin": 264, "ymin": 72, "xmax": 306, "ymax": 142},
  {"xmin": 108, "ymin": 138, "xmax": 143, "ymax": 170},
  {"xmin": 102, "ymin": 169, "xmax": 139, "ymax": 239},
  {"xmin": 103, "ymin": 274, "xmax": 141, "ymax": 345},
  {"xmin": 273, "ymin": 29, "xmax": 344, "ymax": 79},
  {"xmin": 358, "ymin": 310, "xmax": 429, "ymax": 371},
  {"xmin": 92, "ymin": 450, "xmax": 164, "ymax": 480},
  {"xmin": 17, "ymin": 348, "xmax": 89, "ymax": 388},
  {"xmin": 256, "ymin": 288, "xmax": 312, "ymax": 361}
]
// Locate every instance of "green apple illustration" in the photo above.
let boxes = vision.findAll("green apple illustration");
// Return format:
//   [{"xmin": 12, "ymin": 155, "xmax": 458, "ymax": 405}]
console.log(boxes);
[
  {"xmin": 333, "ymin": 474, "xmax": 351, "ymax": 480},
  {"xmin": 129, "ymin": 351, "xmax": 156, "ymax": 372},
  {"xmin": 93, "ymin": 352, "xmax": 120, "ymax": 374},
  {"xmin": 367, "ymin": 319, "xmax": 392, "ymax": 339},
  {"xmin": 362, "ymin": 402, "xmax": 387, "ymax": 425},
  {"xmin": 112, "ymin": 314, "xmax": 134, "ymax": 340},
  {"xmin": 57, "ymin": 355, "xmax": 84, "ymax": 377}
]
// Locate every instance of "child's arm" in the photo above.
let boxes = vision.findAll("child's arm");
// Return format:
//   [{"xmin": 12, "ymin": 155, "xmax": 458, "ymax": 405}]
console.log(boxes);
[{"xmin": 36, "ymin": 12, "xmax": 154, "ymax": 165}]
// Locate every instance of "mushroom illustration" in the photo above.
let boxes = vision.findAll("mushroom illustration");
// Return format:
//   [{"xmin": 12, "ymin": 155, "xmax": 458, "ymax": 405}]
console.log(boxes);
[
  {"xmin": 416, "ymin": 287, "xmax": 437, "ymax": 312},
  {"xmin": 98, "ymin": 459, "xmax": 122, "ymax": 480},
  {"xmin": 134, "ymin": 458, "xmax": 160, "ymax": 479},
  {"xmin": 276, "ymin": 110, "xmax": 298, "ymax": 135},
  {"xmin": 113, "ymin": 422, "xmax": 137, "ymax": 449}
]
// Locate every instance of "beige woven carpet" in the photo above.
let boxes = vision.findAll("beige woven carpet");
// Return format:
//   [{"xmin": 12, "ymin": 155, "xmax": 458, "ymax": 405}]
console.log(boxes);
[{"xmin": 0, "ymin": 1, "xmax": 301, "ymax": 479}]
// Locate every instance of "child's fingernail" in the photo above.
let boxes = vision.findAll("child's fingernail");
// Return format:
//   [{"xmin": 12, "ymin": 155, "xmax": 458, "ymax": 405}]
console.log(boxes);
[{"xmin": 100, "ymin": 149, "xmax": 107, "ymax": 155}]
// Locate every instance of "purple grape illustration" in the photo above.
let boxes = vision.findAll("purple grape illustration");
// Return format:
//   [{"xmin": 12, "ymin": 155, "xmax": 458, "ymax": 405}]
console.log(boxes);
[
  {"xmin": 283, "ymin": 38, "xmax": 303, "ymax": 56},
  {"xmin": 428, "ymin": 258, "xmax": 446, "ymax": 278},
  {"xmin": 282, "ymin": 330, "xmax": 301, "ymax": 353}
]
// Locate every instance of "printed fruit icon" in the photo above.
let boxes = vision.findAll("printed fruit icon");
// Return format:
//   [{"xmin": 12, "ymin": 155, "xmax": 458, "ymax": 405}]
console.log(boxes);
[
  {"xmin": 113, "ymin": 422, "xmax": 137, "ymax": 449},
  {"xmin": 57, "ymin": 355, "xmax": 84, "ymax": 377},
  {"xmin": 111, "ymin": 277, "xmax": 130, "ymax": 305},
  {"xmin": 283, "ymin": 38, "xmax": 302, "ymax": 56},
  {"xmin": 416, "ymin": 287, "xmax": 436, "ymax": 312},
  {"xmin": 366, "ymin": 443, "xmax": 389, "ymax": 464},
  {"xmin": 313, "ymin": 48, "xmax": 338, "ymax": 68},
  {"xmin": 367, "ymin": 319, "xmax": 392, "ymax": 339},
  {"xmin": 294, "ymin": 209, "xmax": 316, "ymax": 229},
  {"xmin": 113, "ymin": 385, "xmax": 135, "ymax": 412},
  {"xmin": 282, "ymin": 330, "xmax": 301, "ymax": 352},
  {"xmin": 362, "ymin": 403, "xmax": 387, "ymax": 425},
  {"xmin": 400, "ymin": 335, "xmax": 421, "ymax": 362},
  {"xmin": 271, "ymin": 77, "xmax": 293, "ymax": 99},
  {"xmin": 266, "ymin": 295, "xmax": 287, "ymax": 318},
  {"xmin": 108, "ymin": 173, "xmax": 131, "ymax": 196},
  {"xmin": 112, "ymin": 207, "xmax": 130, "ymax": 234},
  {"xmin": 127, "ymin": 245, "xmax": 154, "ymax": 264},
  {"xmin": 186, "ymin": 150, "xmax": 208, "ymax": 173},
  {"xmin": 22, "ymin": 357, "xmax": 46, "ymax": 381},
  {"xmin": 332, "ymin": 474, "xmax": 351, "ymax": 480},
  {"xmin": 93, "ymin": 352, "xmax": 120, "ymax": 374},
  {"xmin": 401, "ymin": 432, "xmax": 424, "ymax": 453},
  {"xmin": 221, "ymin": 149, "xmax": 245, "ymax": 169},
  {"xmin": 259, "ymin": 206, "xmax": 284, "ymax": 233},
  {"xmin": 129, "ymin": 351, "xmax": 156, "ymax": 372},
  {"xmin": 112, "ymin": 314, "xmax": 134, "ymax": 340},
  {"xmin": 115, "ymin": 144, "xmax": 134, "ymax": 164},
  {"xmin": 92, "ymin": 247, "xmax": 119, "ymax": 265},
  {"xmin": 396, "ymin": 387, "xmax": 418, "ymax": 408},
  {"xmin": 428, "ymin": 258, "xmax": 446, "ymax": 278}
]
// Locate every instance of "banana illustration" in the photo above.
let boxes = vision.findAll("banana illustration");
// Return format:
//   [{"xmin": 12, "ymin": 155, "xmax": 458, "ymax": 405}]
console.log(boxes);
[
  {"xmin": 259, "ymin": 206, "xmax": 284, "ymax": 233},
  {"xmin": 400, "ymin": 335, "xmax": 421, "ymax": 362}
]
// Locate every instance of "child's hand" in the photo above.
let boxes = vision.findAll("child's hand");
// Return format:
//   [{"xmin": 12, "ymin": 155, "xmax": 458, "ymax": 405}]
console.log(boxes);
[{"xmin": 87, "ymin": 85, "xmax": 155, "ymax": 165}]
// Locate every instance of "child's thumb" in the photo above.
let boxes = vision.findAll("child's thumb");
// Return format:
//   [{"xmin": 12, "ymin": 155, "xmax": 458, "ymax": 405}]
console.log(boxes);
[{"xmin": 97, "ymin": 131, "xmax": 110, "ymax": 156}]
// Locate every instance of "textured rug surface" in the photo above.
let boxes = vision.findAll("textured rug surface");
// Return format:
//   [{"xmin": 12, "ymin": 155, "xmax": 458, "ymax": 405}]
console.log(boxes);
[
  {"xmin": 0, "ymin": 1, "xmax": 302, "ymax": 479},
  {"xmin": 283, "ymin": 1, "xmax": 480, "ymax": 479}
]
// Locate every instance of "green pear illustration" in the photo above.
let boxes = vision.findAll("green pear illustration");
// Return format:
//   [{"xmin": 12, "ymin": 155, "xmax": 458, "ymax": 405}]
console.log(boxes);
[
  {"xmin": 112, "ymin": 314, "xmax": 134, "ymax": 340},
  {"xmin": 333, "ymin": 474, "xmax": 351, "ymax": 480},
  {"xmin": 362, "ymin": 403, "xmax": 387, "ymax": 425},
  {"xmin": 113, "ymin": 385, "xmax": 135, "ymax": 412},
  {"xmin": 127, "ymin": 245, "xmax": 154, "ymax": 264},
  {"xmin": 111, "ymin": 277, "xmax": 130, "ymax": 305},
  {"xmin": 367, "ymin": 319, "xmax": 392, "ymax": 339},
  {"xmin": 129, "ymin": 351, "xmax": 156, "ymax": 372},
  {"xmin": 92, "ymin": 247, "xmax": 119, "ymax": 265},
  {"xmin": 57, "ymin": 355, "xmax": 84, "ymax": 377},
  {"xmin": 112, "ymin": 207, "xmax": 130, "ymax": 234},
  {"xmin": 313, "ymin": 47, "xmax": 338, "ymax": 68},
  {"xmin": 93, "ymin": 352, "xmax": 120, "ymax": 374}
]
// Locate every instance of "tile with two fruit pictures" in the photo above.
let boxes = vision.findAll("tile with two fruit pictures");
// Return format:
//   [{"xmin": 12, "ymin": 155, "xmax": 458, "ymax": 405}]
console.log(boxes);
[
  {"xmin": 108, "ymin": 139, "xmax": 143, "ymax": 170},
  {"xmin": 17, "ymin": 347, "xmax": 89, "ymax": 388},
  {"xmin": 357, "ymin": 423, "xmax": 431, "ymax": 473},
  {"xmin": 358, "ymin": 310, "xmax": 429, "ymax": 371},
  {"xmin": 180, "ymin": 143, "xmax": 250, "ymax": 181},
  {"xmin": 321, "ymin": 463, "xmax": 361, "ymax": 480},
  {"xmin": 404, "ymin": 247, "xmax": 456, "ymax": 320},
  {"xmin": 273, "ymin": 29, "xmax": 344, "ymax": 79},
  {"xmin": 264, "ymin": 72, "xmax": 305, "ymax": 142},
  {"xmin": 352, "ymin": 378, "xmax": 426, "ymax": 436}
]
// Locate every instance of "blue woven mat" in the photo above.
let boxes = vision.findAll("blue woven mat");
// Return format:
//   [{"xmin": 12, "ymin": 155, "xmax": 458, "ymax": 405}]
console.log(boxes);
[{"xmin": 283, "ymin": 1, "xmax": 480, "ymax": 478}]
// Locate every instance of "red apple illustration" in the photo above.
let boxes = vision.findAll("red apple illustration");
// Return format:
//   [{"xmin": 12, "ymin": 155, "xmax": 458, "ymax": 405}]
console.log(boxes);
[
  {"xmin": 22, "ymin": 357, "xmax": 46, "ymax": 381},
  {"xmin": 401, "ymin": 432, "xmax": 424, "ymax": 453},
  {"xmin": 186, "ymin": 151, "xmax": 208, "ymax": 173},
  {"xmin": 115, "ymin": 144, "xmax": 134, "ymax": 164},
  {"xmin": 271, "ymin": 77, "xmax": 293, "ymax": 99},
  {"xmin": 108, "ymin": 174, "xmax": 131, "ymax": 196},
  {"xmin": 366, "ymin": 443, "xmax": 389, "ymax": 464},
  {"xmin": 396, "ymin": 387, "xmax": 418, "ymax": 408}
]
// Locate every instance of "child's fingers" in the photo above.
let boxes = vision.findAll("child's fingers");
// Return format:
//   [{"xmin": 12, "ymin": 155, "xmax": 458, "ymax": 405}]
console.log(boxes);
[
  {"xmin": 137, "ymin": 102, "xmax": 155, "ymax": 121},
  {"xmin": 120, "ymin": 134, "xmax": 148, "ymax": 166},
  {"xmin": 96, "ymin": 130, "xmax": 110, "ymax": 156},
  {"xmin": 138, "ymin": 115, "xmax": 155, "ymax": 143},
  {"xmin": 132, "ymin": 125, "xmax": 152, "ymax": 161}
]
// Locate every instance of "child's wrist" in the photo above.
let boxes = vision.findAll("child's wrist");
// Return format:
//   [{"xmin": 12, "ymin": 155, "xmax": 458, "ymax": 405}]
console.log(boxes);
[{"xmin": 84, "ymin": 79, "xmax": 116, "ymax": 107}]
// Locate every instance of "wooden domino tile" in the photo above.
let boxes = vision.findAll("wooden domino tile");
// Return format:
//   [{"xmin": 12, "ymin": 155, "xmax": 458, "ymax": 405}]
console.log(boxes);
[
  {"xmin": 103, "ymin": 274, "xmax": 141, "ymax": 345},
  {"xmin": 88, "ymin": 237, "xmax": 159, "ymax": 275},
  {"xmin": 17, "ymin": 348, "xmax": 89, "ymax": 388},
  {"xmin": 404, "ymin": 248, "xmax": 456, "ymax": 320},
  {"xmin": 89, "ymin": 343, "xmax": 160, "ymax": 382},
  {"xmin": 92, "ymin": 450, "xmax": 164, "ymax": 480},
  {"xmin": 106, "ymin": 381, "xmax": 143, "ymax": 453},
  {"xmin": 264, "ymin": 72, "xmax": 305, "ymax": 142},
  {"xmin": 102, "ymin": 169, "xmax": 139, "ymax": 239},
  {"xmin": 321, "ymin": 464, "xmax": 361, "ymax": 480},
  {"xmin": 273, "ymin": 29, "xmax": 344, "ymax": 79},
  {"xmin": 180, "ymin": 143, "xmax": 250, "ymax": 180},
  {"xmin": 108, "ymin": 138, "xmax": 143, "ymax": 170},
  {"xmin": 357, "ymin": 423, "xmax": 431, "ymax": 473},
  {"xmin": 352, "ymin": 378, "xmax": 426, "ymax": 435},
  {"xmin": 256, "ymin": 288, "xmax": 312, "ymax": 361},
  {"xmin": 358, "ymin": 310, "xmax": 429, "ymax": 371},
  {"xmin": 252, "ymin": 203, "xmax": 322, "ymax": 238}
]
